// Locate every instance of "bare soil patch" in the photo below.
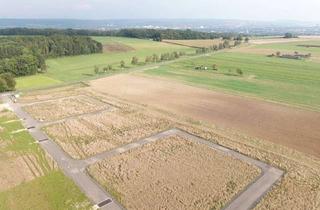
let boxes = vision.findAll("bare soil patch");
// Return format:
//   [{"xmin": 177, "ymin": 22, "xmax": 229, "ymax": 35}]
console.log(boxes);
[
  {"xmin": 23, "ymin": 95, "xmax": 111, "ymax": 122},
  {"xmin": 103, "ymin": 43, "xmax": 135, "ymax": 53},
  {"xmin": 44, "ymin": 106, "xmax": 172, "ymax": 159},
  {"xmin": 163, "ymin": 39, "xmax": 227, "ymax": 48},
  {"xmin": 90, "ymin": 74, "xmax": 320, "ymax": 158},
  {"xmin": 89, "ymin": 135, "xmax": 260, "ymax": 210}
]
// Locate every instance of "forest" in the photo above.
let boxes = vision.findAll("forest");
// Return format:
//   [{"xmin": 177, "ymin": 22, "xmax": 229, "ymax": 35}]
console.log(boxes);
[
  {"xmin": 0, "ymin": 35, "xmax": 102, "ymax": 77},
  {"xmin": 0, "ymin": 28, "xmax": 231, "ymax": 40}
]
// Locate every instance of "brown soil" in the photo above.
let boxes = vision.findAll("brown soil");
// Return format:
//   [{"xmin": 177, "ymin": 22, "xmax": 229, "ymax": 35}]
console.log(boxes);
[
  {"xmin": 44, "ymin": 107, "xmax": 172, "ymax": 159},
  {"xmin": 163, "ymin": 39, "xmax": 232, "ymax": 48},
  {"xmin": 103, "ymin": 43, "xmax": 135, "ymax": 53},
  {"xmin": 89, "ymin": 136, "xmax": 260, "ymax": 210},
  {"xmin": 23, "ymin": 95, "xmax": 111, "ymax": 122},
  {"xmin": 90, "ymin": 74, "xmax": 320, "ymax": 158}
]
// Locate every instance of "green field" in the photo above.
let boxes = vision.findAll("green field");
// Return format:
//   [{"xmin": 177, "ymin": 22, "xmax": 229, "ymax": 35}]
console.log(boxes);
[
  {"xmin": 254, "ymin": 40, "xmax": 320, "ymax": 55},
  {"xmin": 16, "ymin": 37, "xmax": 193, "ymax": 90},
  {"xmin": 0, "ymin": 111, "xmax": 91, "ymax": 210},
  {"xmin": 15, "ymin": 75, "xmax": 62, "ymax": 90},
  {"xmin": 143, "ymin": 51, "xmax": 320, "ymax": 110}
]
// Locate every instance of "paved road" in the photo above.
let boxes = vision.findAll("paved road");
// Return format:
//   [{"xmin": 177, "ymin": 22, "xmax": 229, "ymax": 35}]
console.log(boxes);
[{"xmin": 2, "ymin": 94, "xmax": 284, "ymax": 210}]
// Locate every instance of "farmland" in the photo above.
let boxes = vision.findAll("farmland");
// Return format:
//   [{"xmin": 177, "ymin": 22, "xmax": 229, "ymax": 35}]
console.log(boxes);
[
  {"xmin": 0, "ymin": 110, "xmax": 91, "ymax": 210},
  {"xmin": 16, "ymin": 37, "xmax": 193, "ymax": 90},
  {"xmin": 143, "ymin": 40, "xmax": 320, "ymax": 111}
]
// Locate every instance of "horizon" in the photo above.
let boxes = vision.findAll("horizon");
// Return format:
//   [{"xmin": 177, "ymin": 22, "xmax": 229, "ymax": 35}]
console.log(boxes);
[{"xmin": 1, "ymin": 0, "xmax": 320, "ymax": 22}]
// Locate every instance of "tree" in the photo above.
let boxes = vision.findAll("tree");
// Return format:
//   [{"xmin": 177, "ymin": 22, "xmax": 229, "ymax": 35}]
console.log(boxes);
[
  {"xmin": 236, "ymin": 68, "xmax": 243, "ymax": 76},
  {"xmin": 1, "ymin": 73, "xmax": 15, "ymax": 90},
  {"xmin": 131, "ymin": 56, "xmax": 139, "ymax": 65},
  {"xmin": 120, "ymin": 60, "xmax": 125, "ymax": 68},
  {"xmin": 152, "ymin": 54, "xmax": 159, "ymax": 62},
  {"xmin": 212, "ymin": 64, "xmax": 218, "ymax": 71},
  {"xmin": 245, "ymin": 37, "xmax": 250, "ymax": 43},
  {"xmin": 145, "ymin": 56, "xmax": 152, "ymax": 63},
  {"xmin": 0, "ymin": 77, "xmax": 8, "ymax": 92},
  {"xmin": 284, "ymin": 33, "xmax": 296, "ymax": 39},
  {"xmin": 94, "ymin": 66, "xmax": 99, "ymax": 74}
]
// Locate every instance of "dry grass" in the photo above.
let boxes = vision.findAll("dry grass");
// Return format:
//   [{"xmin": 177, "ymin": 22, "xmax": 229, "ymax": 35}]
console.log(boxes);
[
  {"xmin": 89, "ymin": 135, "xmax": 260, "ymax": 210},
  {"xmin": 44, "ymin": 106, "xmax": 172, "ymax": 159},
  {"xmin": 18, "ymin": 84, "xmax": 84, "ymax": 104},
  {"xmin": 23, "ymin": 95, "xmax": 111, "ymax": 122}
]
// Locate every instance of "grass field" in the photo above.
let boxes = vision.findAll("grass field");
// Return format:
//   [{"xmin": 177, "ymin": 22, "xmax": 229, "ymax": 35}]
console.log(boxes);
[
  {"xmin": 143, "ymin": 51, "xmax": 320, "ymax": 110},
  {"xmin": 0, "ymin": 171, "xmax": 90, "ymax": 210},
  {"xmin": 0, "ymin": 110, "xmax": 91, "ymax": 210},
  {"xmin": 15, "ymin": 75, "xmax": 62, "ymax": 90},
  {"xmin": 16, "ymin": 37, "xmax": 193, "ymax": 90},
  {"xmin": 254, "ymin": 40, "xmax": 320, "ymax": 55}
]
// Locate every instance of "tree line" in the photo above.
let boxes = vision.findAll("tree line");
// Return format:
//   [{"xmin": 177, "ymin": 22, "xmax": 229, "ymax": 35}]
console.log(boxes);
[
  {"xmin": 0, "ymin": 28, "xmax": 239, "ymax": 41},
  {"xmin": 0, "ymin": 35, "xmax": 102, "ymax": 77}
]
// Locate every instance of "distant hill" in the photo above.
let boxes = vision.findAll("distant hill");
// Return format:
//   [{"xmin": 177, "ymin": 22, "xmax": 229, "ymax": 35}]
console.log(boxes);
[{"xmin": 0, "ymin": 18, "xmax": 319, "ymax": 35}]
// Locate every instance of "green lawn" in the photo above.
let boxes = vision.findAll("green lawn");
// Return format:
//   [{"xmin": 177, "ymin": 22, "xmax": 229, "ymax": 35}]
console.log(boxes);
[
  {"xmin": 0, "ymin": 171, "xmax": 90, "ymax": 210},
  {"xmin": 0, "ymin": 111, "xmax": 91, "ymax": 210},
  {"xmin": 16, "ymin": 37, "xmax": 193, "ymax": 90},
  {"xmin": 15, "ymin": 75, "xmax": 62, "ymax": 90},
  {"xmin": 143, "ymin": 52, "xmax": 320, "ymax": 111}
]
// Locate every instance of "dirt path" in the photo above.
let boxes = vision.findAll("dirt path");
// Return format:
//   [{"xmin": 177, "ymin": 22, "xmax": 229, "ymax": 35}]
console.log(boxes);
[{"xmin": 90, "ymin": 74, "xmax": 320, "ymax": 158}]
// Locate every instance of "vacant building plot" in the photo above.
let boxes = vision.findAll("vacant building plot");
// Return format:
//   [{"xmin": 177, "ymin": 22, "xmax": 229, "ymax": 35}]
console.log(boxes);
[
  {"xmin": 44, "ymin": 107, "xmax": 172, "ymax": 159},
  {"xmin": 23, "ymin": 95, "xmax": 112, "ymax": 122},
  {"xmin": 0, "ymin": 110, "xmax": 91, "ymax": 210},
  {"xmin": 89, "ymin": 135, "xmax": 260, "ymax": 210},
  {"xmin": 18, "ymin": 84, "xmax": 84, "ymax": 104}
]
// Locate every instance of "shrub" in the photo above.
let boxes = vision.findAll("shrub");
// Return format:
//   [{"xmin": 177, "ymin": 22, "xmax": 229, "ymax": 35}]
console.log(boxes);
[
  {"xmin": 131, "ymin": 56, "xmax": 139, "ymax": 65},
  {"xmin": 0, "ymin": 77, "xmax": 8, "ymax": 92},
  {"xmin": 94, "ymin": 66, "xmax": 99, "ymax": 74},
  {"xmin": 120, "ymin": 60, "xmax": 125, "ymax": 68},
  {"xmin": 1, "ymin": 73, "xmax": 16, "ymax": 90},
  {"xmin": 236, "ymin": 68, "xmax": 243, "ymax": 76}
]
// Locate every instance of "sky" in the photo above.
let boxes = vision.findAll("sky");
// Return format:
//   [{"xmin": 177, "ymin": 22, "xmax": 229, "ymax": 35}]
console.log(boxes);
[{"xmin": 0, "ymin": 0, "xmax": 320, "ymax": 22}]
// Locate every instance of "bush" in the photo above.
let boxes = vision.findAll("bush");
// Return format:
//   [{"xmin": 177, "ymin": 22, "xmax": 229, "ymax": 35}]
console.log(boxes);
[
  {"xmin": 94, "ymin": 66, "xmax": 99, "ymax": 74},
  {"xmin": 236, "ymin": 68, "xmax": 243, "ymax": 76},
  {"xmin": 131, "ymin": 56, "xmax": 139, "ymax": 65},
  {"xmin": 120, "ymin": 60, "xmax": 125, "ymax": 68},
  {"xmin": 1, "ymin": 73, "xmax": 16, "ymax": 90},
  {"xmin": 0, "ymin": 78, "xmax": 8, "ymax": 92}
]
